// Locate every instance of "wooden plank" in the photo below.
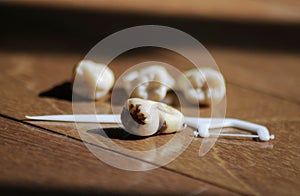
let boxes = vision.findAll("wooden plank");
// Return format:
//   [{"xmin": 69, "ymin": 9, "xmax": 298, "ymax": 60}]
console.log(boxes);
[
  {"xmin": 0, "ymin": 1, "xmax": 299, "ymax": 193},
  {"xmin": 22, "ymin": 100, "xmax": 300, "ymax": 194},
  {"xmin": 1, "ymin": 50, "xmax": 300, "ymax": 194},
  {"xmin": 3, "ymin": 0, "xmax": 300, "ymax": 24},
  {"xmin": 211, "ymin": 48, "xmax": 300, "ymax": 103},
  {"xmin": 1, "ymin": 50, "xmax": 300, "ymax": 121},
  {"xmin": 166, "ymin": 120, "xmax": 300, "ymax": 196},
  {"xmin": 1, "ymin": 47, "xmax": 299, "ymax": 105},
  {"xmin": 0, "ymin": 116, "xmax": 236, "ymax": 195}
]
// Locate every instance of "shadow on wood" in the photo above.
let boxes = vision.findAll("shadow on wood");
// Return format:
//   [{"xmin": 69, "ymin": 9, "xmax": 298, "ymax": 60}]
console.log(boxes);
[
  {"xmin": 87, "ymin": 127, "xmax": 147, "ymax": 140},
  {"xmin": 0, "ymin": 184, "xmax": 135, "ymax": 196},
  {"xmin": 39, "ymin": 81, "xmax": 106, "ymax": 102},
  {"xmin": 39, "ymin": 81, "xmax": 73, "ymax": 101}
]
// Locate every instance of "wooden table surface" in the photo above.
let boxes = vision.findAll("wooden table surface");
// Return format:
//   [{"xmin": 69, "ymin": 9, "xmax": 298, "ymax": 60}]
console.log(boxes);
[{"xmin": 0, "ymin": 2, "xmax": 300, "ymax": 195}]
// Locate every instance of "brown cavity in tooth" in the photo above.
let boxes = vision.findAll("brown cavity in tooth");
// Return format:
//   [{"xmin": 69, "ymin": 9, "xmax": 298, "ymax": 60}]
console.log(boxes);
[{"xmin": 128, "ymin": 104, "xmax": 147, "ymax": 125}]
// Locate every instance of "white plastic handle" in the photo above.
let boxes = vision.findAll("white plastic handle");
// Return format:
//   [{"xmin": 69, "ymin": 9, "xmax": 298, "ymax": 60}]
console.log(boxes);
[{"xmin": 185, "ymin": 117, "xmax": 274, "ymax": 141}]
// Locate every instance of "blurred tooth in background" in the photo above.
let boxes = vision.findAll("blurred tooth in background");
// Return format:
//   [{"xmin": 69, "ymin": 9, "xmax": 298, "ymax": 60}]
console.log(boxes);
[
  {"xmin": 73, "ymin": 60, "xmax": 115, "ymax": 100},
  {"xmin": 178, "ymin": 68, "xmax": 226, "ymax": 105},
  {"xmin": 122, "ymin": 65, "xmax": 175, "ymax": 101}
]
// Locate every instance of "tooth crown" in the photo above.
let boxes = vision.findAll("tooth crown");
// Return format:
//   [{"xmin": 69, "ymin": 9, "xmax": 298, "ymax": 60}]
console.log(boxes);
[
  {"xmin": 178, "ymin": 68, "xmax": 226, "ymax": 104},
  {"xmin": 123, "ymin": 66, "xmax": 175, "ymax": 101},
  {"xmin": 121, "ymin": 98, "xmax": 160, "ymax": 136},
  {"xmin": 121, "ymin": 98, "xmax": 186, "ymax": 136}
]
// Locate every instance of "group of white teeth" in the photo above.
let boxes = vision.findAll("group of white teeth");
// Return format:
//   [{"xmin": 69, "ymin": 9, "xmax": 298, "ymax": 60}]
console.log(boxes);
[
  {"xmin": 73, "ymin": 60, "xmax": 225, "ymax": 137},
  {"xmin": 73, "ymin": 60, "xmax": 226, "ymax": 104}
]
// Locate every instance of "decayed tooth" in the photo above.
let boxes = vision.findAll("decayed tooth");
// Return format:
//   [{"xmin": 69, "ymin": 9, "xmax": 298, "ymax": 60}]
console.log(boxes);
[
  {"xmin": 122, "ymin": 66, "xmax": 175, "ymax": 101},
  {"xmin": 73, "ymin": 60, "xmax": 115, "ymax": 100},
  {"xmin": 120, "ymin": 98, "xmax": 186, "ymax": 136},
  {"xmin": 178, "ymin": 68, "xmax": 226, "ymax": 105}
]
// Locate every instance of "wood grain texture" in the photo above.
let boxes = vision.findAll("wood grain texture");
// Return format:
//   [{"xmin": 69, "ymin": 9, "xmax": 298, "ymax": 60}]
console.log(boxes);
[
  {"xmin": 0, "ymin": 3, "xmax": 299, "ymax": 193},
  {"xmin": 166, "ymin": 120, "xmax": 300, "ymax": 195},
  {"xmin": 3, "ymin": 0, "xmax": 300, "ymax": 24},
  {"xmin": 0, "ymin": 47, "xmax": 299, "ymax": 195},
  {"xmin": 212, "ymin": 48, "xmax": 300, "ymax": 103},
  {"xmin": 0, "ymin": 116, "xmax": 237, "ymax": 195}
]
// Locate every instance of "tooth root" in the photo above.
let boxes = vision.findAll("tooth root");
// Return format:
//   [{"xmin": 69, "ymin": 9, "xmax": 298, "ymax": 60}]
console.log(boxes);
[
  {"xmin": 120, "ymin": 98, "xmax": 186, "ymax": 136},
  {"xmin": 156, "ymin": 103, "xmax": 186, "ymax": 134}
]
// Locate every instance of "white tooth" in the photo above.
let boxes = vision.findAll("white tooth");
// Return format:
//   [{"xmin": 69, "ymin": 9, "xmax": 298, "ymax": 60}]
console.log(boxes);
[
  {"xmin": 73, "ymin": 60, "xmax": 115, "ymax": 100},
  {"xmin": 121, "ymin": 98, "xmax": 186, "ymax": 136},
  {"xmin": 178, "ymin": 68, "xmax": 226, "ymax": 105},
  {"xmin": 122, "ymin": 66, "xmax": 175, "ymax": 101}
]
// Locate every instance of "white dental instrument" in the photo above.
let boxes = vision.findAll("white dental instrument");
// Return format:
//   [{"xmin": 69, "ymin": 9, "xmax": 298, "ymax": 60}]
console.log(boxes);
[{"xmin": 25, "ymin": 114, "xmax": 274, "ymax": 141}]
